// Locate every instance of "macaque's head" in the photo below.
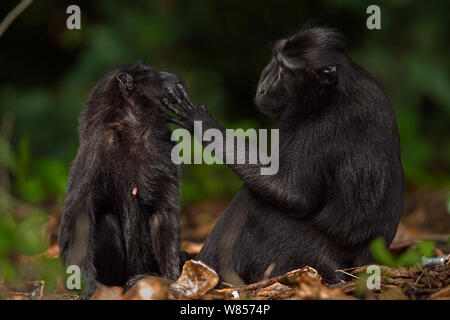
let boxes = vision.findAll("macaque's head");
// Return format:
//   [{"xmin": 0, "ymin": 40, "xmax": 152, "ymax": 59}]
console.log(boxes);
[
  {"xmin": 87, "ymin": 61, "xmax": 184, "ymax": 116},
  {"xmin": 115, "ymin": 61, "xmax": 183, "ymax": 100},
  {"xmin": 81, "ymin": 61, "xmax": 185, "ymax": 137},
  {"xmin": 255, "ymin": 28, "xmax": 350, "ymax": 118}
]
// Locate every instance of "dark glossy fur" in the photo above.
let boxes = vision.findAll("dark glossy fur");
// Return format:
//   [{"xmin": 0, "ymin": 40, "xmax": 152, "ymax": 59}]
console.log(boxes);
[
  {"xmin": 58, "ymin": 62, "xmax": 181, "ymax": 297},
  {"xmin": 164, "ymin": 27, "xmax": 405, "ymax": 284}
]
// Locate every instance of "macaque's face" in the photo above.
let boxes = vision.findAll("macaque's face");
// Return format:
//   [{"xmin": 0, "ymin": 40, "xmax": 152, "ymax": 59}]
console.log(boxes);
[
  {"xmin": 255, "ymin": 32, "xmax": 339, "ymax": 117},
  {"xmin": 255, "ymin": 54, "xmax": 296, "ymax": 116}
]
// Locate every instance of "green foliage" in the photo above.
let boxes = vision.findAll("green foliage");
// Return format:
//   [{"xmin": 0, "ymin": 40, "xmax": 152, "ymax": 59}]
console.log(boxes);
[
  {"xmin": 0, "ymin": 137, "xmax": 14, "ymax": 170},
  {"xmin": 181, "ymin": 163, "xmax": 242, "ymax": 205},
  {"xmin": 370, "ymin": 237, "xmax": 435, "ymax": 268},
  {"xmin": 1, "ymin": 1, "xmax": 449, "ymax": 200},
  {"xmin": 446, "ymin": 193, "xmax": 450, "ymax": 215},
  {"xmin": 35, "ymin": 257, "xmax": 65, "ymax": 292},
  {"xmin": 0, "ymin": 213, "xmax": 16, "ymax": 257},
  {"xmin": 0, "ymin": 209, "xmax": 64, "ymax": 289},
  {"xmin": 0, "ymin": 135, "xmax": 67, "ymax": 203},
  {"xmin": 15, "ymin": 210, "xmax": 48, "ymax": 255},
  {"xmin": 355, "ymin": 271, "xmax": 372, "ymax": 296}
]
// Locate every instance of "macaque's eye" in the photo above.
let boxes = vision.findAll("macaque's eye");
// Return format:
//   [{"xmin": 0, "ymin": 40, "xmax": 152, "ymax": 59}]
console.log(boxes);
[
  {"xmin": 117, "ymin": 73, "xmax": 134, "ymax": 90},
  {"xmin": 317, "ymin": 65, "xmax": 337, "ymax": 85}
]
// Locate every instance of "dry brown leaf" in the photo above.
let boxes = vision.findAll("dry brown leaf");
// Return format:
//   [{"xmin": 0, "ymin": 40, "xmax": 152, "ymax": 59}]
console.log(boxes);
[
  {"xmin": 429, "ymin": 285, "xmax": 450, "ymax": 299},
  {"xmin": 378, "ymin": 286, "xmax": 408, "ymax": 300},
  {"xmin": 0, "ymin": 285, "xmax": 9, "ymax": 300},
  {"xmin": 169, "ymin": 260, "xmax": 219, "ymax": 297},
  {"xmin": 123, "ymin": 276, "xmax": 168, "ymax": 300},
  {"xmin": 9, "ymin": 294, "xmax": 31, "ymax": 300},
  {"xmin": 278, "ymin": 266, "xmax": 323, "ymax": 287},
  {"xmin": 252, "ymin": 282, "xmax": 296, "ymax": 300},
  {"xmin": 339, "ymin": 281, "xmax": 357, "ymax": 295},
  {"xmin": 214, "ymin": 266, "xmax": 352, "ymax": 300},
  {"xmin": 295, "ymin": 274, "xmax": 355, "ymax": 300},
  {"xmin": 90, "ymin": 285, "xmax": 124, "ymax": 300},
  {"xmin": 217, "ymin": 266, "xmax": 323, "ymax": 297}
]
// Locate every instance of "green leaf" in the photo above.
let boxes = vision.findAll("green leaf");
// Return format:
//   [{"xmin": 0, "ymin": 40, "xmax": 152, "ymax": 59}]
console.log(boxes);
[
  {"xmin": 0, "ymin": 136, "xmax": 15, "ymax": 171},
  {"xmin": 15, "ymin": 210, "xmax": 48, "ymax": 255},
  {"xmin": 33, "ymin": 158, "xmax": 68, "ymax": 198},
  {"xmin": 0, "ymin": 213, "xmax": 16, "ymax": 256},
  {"xmin": 370, "ymin": 237, "xmax": 396, "ymax": 267},
  {"xmin": 371, "ymin": 237, "xmax": 436, "ymax": 267},
  {"xmin": 21, "ymin": 178, "xmax": 46, "ymax": 204}
]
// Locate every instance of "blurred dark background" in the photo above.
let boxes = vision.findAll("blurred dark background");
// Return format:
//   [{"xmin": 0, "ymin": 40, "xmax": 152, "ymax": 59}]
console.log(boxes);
[{"xmin": 0, "ymin": 0, "xmax": 449, "ymax": 293}]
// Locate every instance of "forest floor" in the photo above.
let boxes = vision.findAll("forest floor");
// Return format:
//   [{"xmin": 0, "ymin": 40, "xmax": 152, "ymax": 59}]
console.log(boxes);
[{"xmin": 1, "ymin": 188, "xmax": 449, "ymax": 300}]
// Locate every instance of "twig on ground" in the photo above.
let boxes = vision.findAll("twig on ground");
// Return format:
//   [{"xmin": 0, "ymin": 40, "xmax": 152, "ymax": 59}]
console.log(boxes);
[
  {"xmin": 39, "ymin": 280, "xmax": 45, "ymax": 299},
  {"xmin": 414, "ymin": 271, "xmax": 424, "ymax": 286},
  {"xmin": 336, "ymin": 269, "xmax": 359, "ymax": 279}
]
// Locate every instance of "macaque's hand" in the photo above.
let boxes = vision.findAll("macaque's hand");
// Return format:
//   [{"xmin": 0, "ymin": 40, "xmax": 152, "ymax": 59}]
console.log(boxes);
[{"xmin": 160, "ymin": 83, "xmax": 209, "ymax": 131}]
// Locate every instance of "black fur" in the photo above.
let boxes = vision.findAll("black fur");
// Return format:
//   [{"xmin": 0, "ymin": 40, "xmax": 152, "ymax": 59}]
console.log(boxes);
[
  {"xmin": 58, "ymin": 61, "xmax": 182, "ymax": 297},
  {"xmin": 160, "ymin": 27, "xmax": 404, "ymax": 284}
]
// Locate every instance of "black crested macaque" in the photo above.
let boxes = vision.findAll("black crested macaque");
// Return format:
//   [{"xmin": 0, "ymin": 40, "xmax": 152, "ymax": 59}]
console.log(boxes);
[
  {"xmin": 160, "ymin": 27, "xmax": 404, "ymax": 284},
  {"xmin": 58, "ymin": 61, "xmax": 183, "ymax": 297}
]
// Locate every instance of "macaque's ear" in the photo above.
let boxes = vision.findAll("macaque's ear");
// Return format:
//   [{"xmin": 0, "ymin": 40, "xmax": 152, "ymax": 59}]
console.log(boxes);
[
  {"xmin": 117, "ymin": 73, "xmax": 134, "ymax": 90},
  {"xmin": 316, "ymin": 65, "xmax": 337, "ymax": 85}
]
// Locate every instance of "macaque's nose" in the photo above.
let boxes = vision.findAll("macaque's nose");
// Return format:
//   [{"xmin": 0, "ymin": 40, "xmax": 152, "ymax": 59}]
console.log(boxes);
[{"xmin": 159, "ymin": 71, "xmax": 183, "ymax": 88}]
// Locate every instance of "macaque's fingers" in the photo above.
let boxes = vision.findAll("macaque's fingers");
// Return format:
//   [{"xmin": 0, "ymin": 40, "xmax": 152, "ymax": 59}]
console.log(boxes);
[
  {"xmin": 175, "ymin": 83, "xmax": 195, "ymax": 110},
  {"xmin": 166, "ymin": 87, "xmax": 184, "ymax": 106},
  {"xmin": 164, "ymin": 87, "xmax": 181, "ymax": 107},
  {"xmin": 161, "ymin": 112, "xmax": 186, "ymax": 128},
  {"xmin": 167, "ymin": 86, "xmax": 193, "ymax": 114},
  {"xmin": 161, "ymin": 97, "xmax": 183, "ymax": 116}
]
